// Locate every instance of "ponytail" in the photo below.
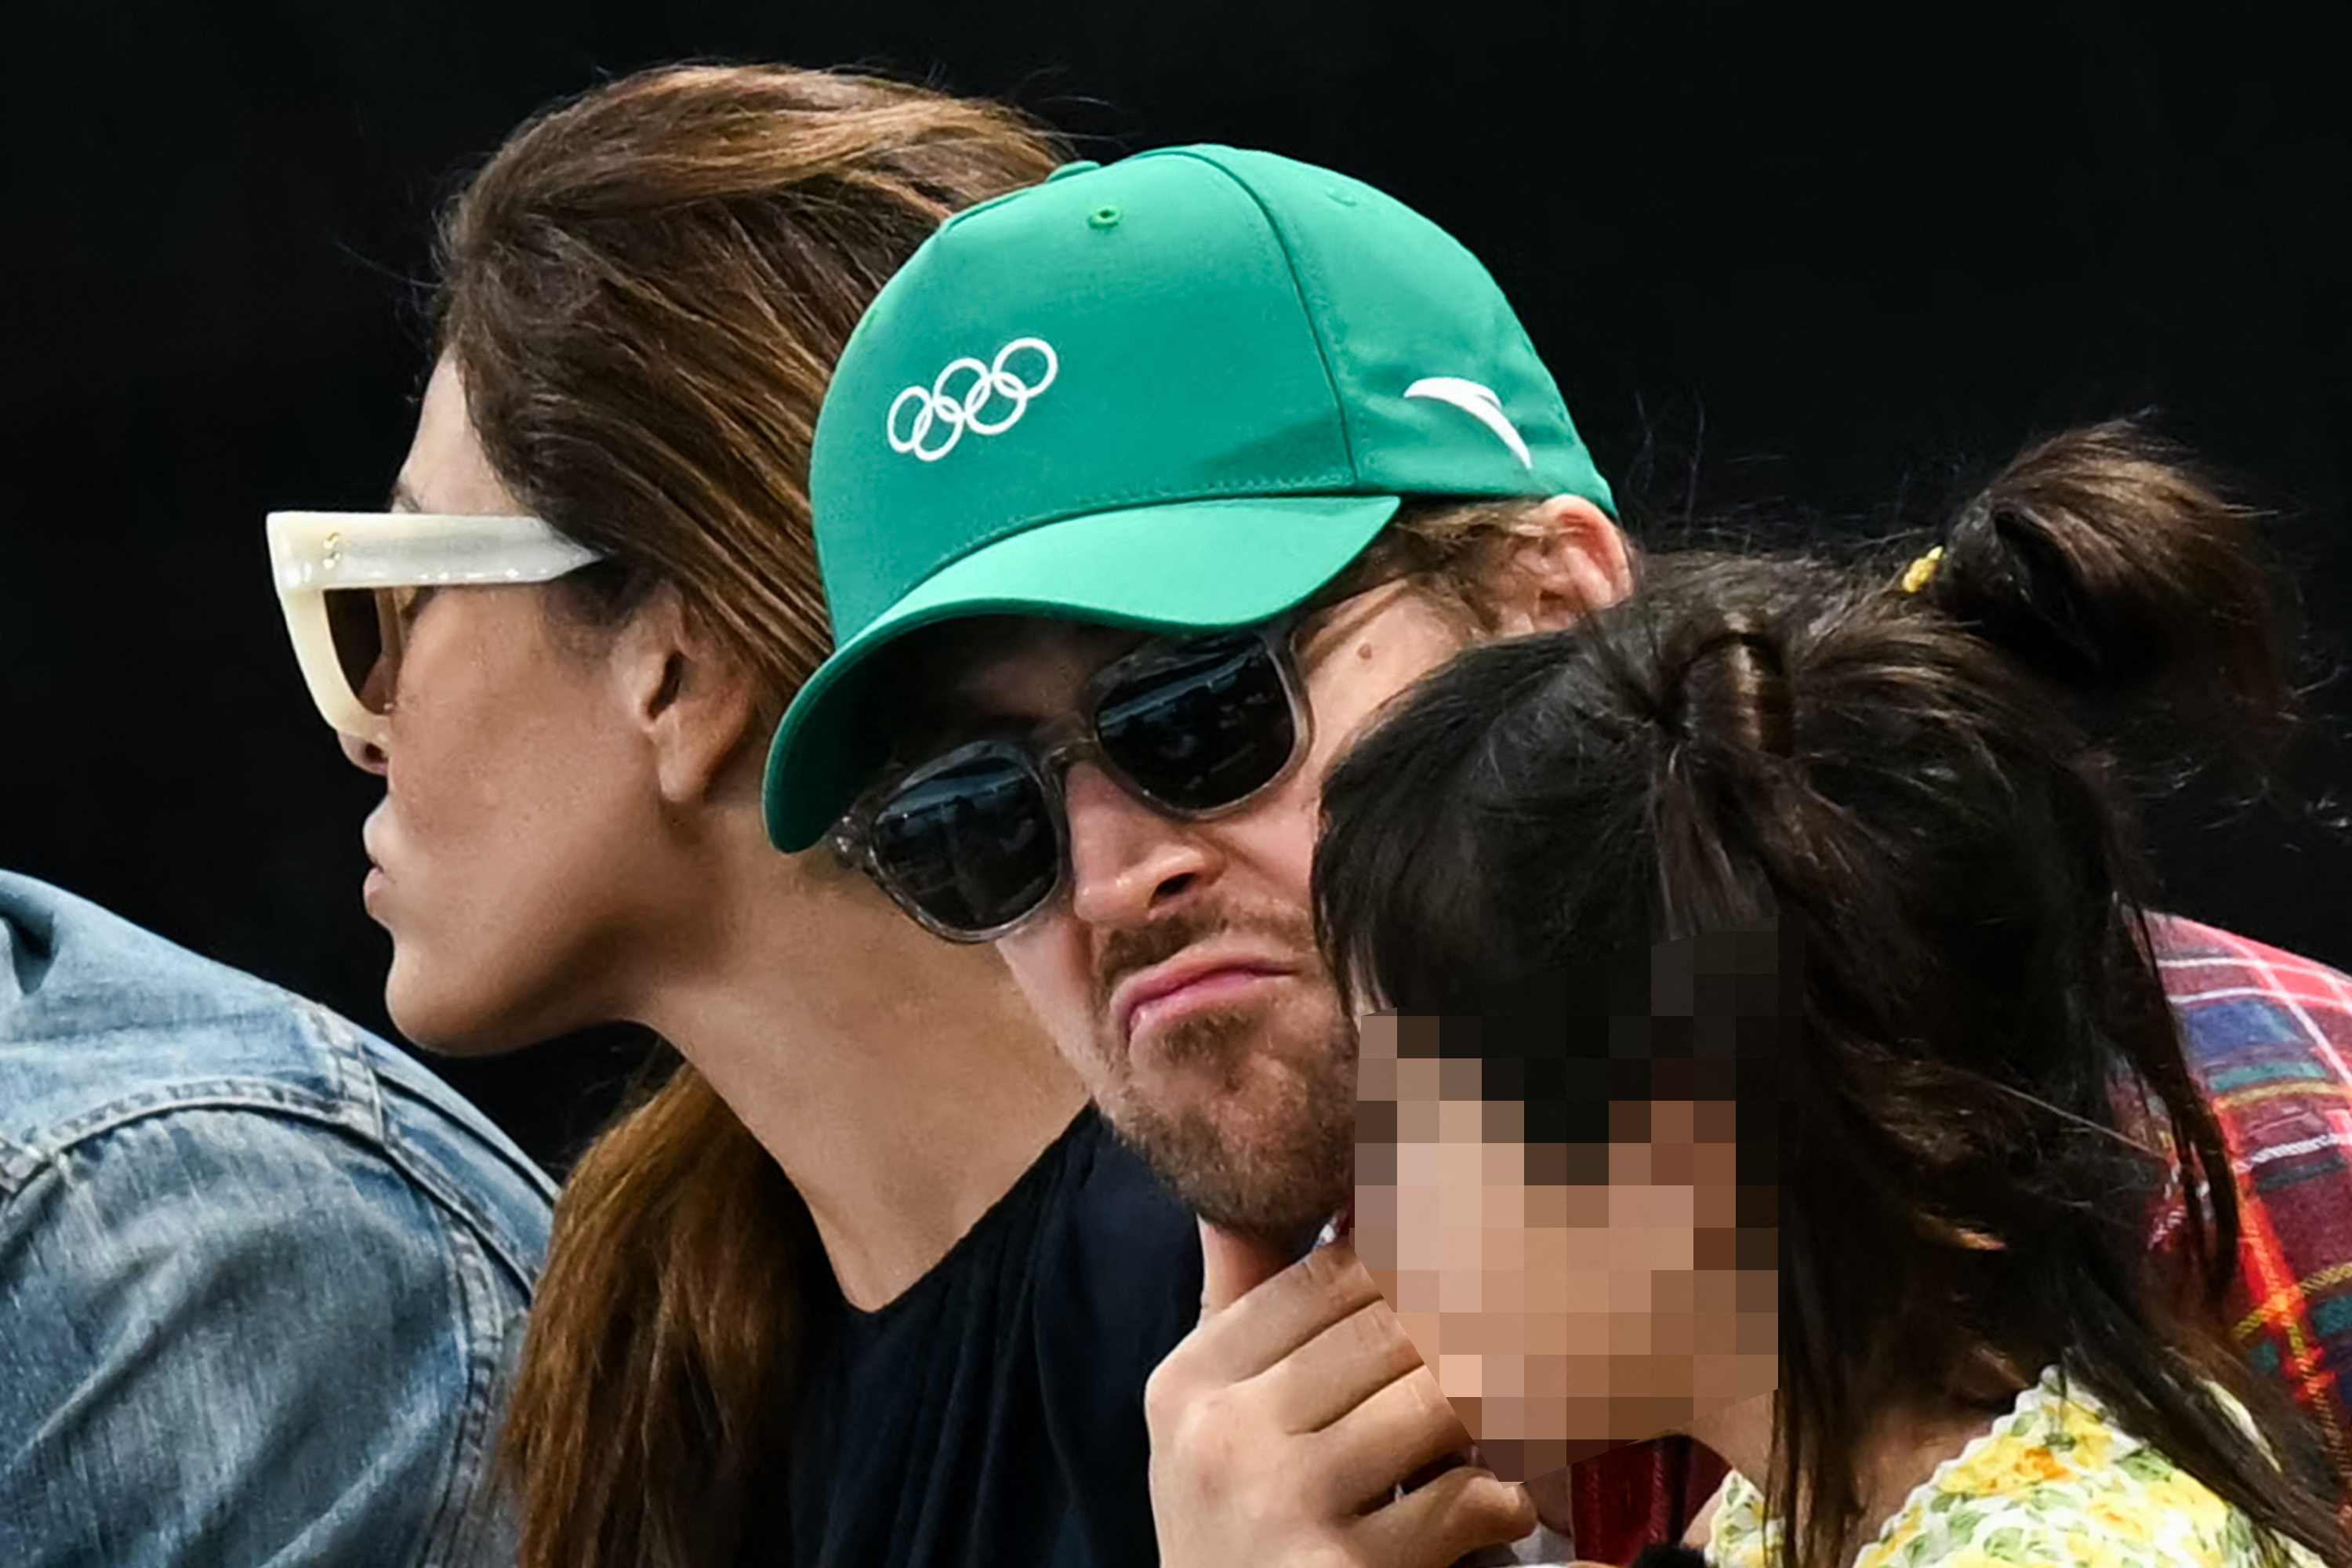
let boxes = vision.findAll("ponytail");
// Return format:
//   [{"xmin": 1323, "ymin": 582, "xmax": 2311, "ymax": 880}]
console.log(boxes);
[
  {"xmin": 502, "ymin": 1064, "xmax": 818, "ymax": 1566},
  {"xmin": 1921, "ymin": 420, "xmax": 2297, "ymax": 768},
  {"xmin": 1902, "ymin": 423, "xmax": 2299, "ymax": 1313}
]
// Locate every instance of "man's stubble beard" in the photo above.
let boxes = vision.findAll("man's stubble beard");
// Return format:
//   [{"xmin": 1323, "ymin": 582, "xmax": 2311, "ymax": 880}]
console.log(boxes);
[{"xmin": 1097, "ymin": 990, "xmax": 1360, "ymax": 1246}]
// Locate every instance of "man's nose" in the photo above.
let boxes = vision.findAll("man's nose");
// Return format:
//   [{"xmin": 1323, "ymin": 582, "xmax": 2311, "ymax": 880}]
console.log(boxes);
[{"xmin": 1064, "ymin": 760, "xmax": 1216, "ymax": 928}]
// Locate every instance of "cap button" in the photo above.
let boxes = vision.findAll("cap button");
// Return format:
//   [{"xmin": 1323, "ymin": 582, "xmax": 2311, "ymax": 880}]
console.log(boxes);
[{"xmin": 1087, "ymin": 205, "xmax": 1123, "ymax": 230}]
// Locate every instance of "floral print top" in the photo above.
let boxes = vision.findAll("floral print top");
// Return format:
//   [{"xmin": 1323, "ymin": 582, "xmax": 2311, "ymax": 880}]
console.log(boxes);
[{"xmin": 1705, "ymin": 1367, "xmax": 2321, "ymax": 1568}]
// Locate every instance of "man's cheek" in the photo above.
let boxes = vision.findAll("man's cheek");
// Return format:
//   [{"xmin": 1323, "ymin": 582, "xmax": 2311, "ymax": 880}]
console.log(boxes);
[
  {"xmin": 996, "ymin": 927, "xmax": 1100, "ymax": 1051},
  {"xmin": 1200, "ymin": 751, "xmax": 1333, "ymax": 913}
]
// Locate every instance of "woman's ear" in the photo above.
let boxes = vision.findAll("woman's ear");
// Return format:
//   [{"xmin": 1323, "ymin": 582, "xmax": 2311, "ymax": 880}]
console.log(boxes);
[
  {"xmin": 1484, "ymin": 495, "xmax": 1634, "ymax": 637},
  {"xmin": 613, "ymin": 586, "xmax": 763, "ymax": 807}
]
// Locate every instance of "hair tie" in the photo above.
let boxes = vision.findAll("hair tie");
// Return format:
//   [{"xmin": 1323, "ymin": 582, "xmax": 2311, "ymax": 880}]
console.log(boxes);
[{"xmin": 1900, "ymin": 544, "xmax": 1946, "ymax": 595}]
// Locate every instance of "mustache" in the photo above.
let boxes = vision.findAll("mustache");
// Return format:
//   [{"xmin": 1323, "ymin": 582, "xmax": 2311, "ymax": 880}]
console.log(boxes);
[{"xmin": 1091, "ymin": 902, "xmax": 1326, "ymax": 1015}]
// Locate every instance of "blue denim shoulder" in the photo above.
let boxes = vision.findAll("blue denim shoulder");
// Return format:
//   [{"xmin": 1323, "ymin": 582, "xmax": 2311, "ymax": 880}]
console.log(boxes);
[{"xmin": 0, "ymin": 871, "xmax": 559, "ymax": 1567}]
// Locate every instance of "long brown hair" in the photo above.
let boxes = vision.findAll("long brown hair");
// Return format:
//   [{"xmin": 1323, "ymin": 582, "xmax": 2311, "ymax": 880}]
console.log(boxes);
[
  {"xmin": 430, "ymin": 64, "xmax": 1065, "ymax": 1567},
  {"xmin": 1319, "ymin": 424, "xmax": 2350, "ymax": 1568}
]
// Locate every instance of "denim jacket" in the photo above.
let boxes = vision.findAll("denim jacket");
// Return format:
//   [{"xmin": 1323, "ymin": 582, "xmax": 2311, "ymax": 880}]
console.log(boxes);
[{"xmin": 0, "ymin": 872, "xmax": 557, "ymax": 1566}]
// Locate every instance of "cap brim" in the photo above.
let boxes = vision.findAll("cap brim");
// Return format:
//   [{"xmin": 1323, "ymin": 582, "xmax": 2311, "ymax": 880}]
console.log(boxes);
[{"xmin": 762, "ymin": 493, "xmax": 1401, "ymax": 852}]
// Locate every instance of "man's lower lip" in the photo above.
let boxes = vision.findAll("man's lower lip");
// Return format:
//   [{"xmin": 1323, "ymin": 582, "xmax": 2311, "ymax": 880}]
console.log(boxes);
[
  {"xmin": 1126, "ymin": 971, "xmax": 1283, "ymax": 1045},
  {"xmin": 362, "ymin": 866, "xmax": 387, "ymax": 906}
]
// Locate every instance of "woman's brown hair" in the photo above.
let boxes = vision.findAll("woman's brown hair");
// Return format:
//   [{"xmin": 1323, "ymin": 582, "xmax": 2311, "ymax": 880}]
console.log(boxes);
[
  {"xmin": 430, "ymin": 64, "xmax": 1065, "ymax": 1567},
  {"xmin": 1319, "ymin": 424, "xmax": 2350, "ymax": 1568}
]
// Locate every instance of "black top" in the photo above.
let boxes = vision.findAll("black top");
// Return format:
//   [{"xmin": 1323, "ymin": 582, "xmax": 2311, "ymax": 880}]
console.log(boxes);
[{"xmin": 786, "ymin": 1107, "xmax": 1202, "ymax": 1568}]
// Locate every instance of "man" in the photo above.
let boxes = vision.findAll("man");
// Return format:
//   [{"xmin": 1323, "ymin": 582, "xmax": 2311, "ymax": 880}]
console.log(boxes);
[
  {"xmin": 763, "ymin": 143, "xmax": 1625, "ymax": 1564},
  {"xmin": 761, "ymin": 145, "xmax": 2352, "ymax": 1559},
  {"xmin": 0, "ymin": 872, "xmax": 554, "ymax": 1563}
]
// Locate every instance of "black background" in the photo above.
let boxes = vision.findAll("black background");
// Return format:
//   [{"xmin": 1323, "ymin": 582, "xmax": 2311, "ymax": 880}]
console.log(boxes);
[{"xmin": 3, "ymin": 2, "xmax": 2345, "ymax": 1171}]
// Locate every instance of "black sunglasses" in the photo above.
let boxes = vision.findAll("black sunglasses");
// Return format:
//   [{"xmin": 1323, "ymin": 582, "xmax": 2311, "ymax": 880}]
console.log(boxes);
[{"xmin": 835, "ymin": 622, "xmax": 1312, "ymax": 942}]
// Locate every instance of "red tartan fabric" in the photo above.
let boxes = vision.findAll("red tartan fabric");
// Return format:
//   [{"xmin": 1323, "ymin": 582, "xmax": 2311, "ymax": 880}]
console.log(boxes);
[
  {"xmin": 2148, "ymin": 914, "xmax": 2352, "ymax": 1489},
  {"xmin": 1563, "ymin": 915, "xmax": 2352, "ymax": 1560}
]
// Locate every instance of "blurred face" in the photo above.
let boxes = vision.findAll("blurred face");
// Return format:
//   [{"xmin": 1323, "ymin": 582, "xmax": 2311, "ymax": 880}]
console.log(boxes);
[
  {"xmin": 350, "ymin": 358, "xmax": 675, "ymax": 1050},
  {"xmin": 1352, "ymin": 933, "xmax": 1786, "ymax": 1482},
  {"xmin": 928, "ymin": 585, "xmax": 1474, "ymax": 1241}
]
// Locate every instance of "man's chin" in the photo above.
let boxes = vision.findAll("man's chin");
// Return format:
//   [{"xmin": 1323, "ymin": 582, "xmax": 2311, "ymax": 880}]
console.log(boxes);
[
  {"xmin": 1088, "ymin": 992, "xmax": 1359, "ymax": 1243},
  {"xmin": 1189, "ymin": 1185, "xmax": 1350, "ymax": 1253},
  {"xmin": 1100, "ymin": 1086, "xmax": 1352, "ymax": 1245}
]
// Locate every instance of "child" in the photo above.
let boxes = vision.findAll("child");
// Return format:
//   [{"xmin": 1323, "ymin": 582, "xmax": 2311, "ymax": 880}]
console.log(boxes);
[{"xmin": 1316, "ymin": 424, "xmax": 2351, "ymax": 1568}]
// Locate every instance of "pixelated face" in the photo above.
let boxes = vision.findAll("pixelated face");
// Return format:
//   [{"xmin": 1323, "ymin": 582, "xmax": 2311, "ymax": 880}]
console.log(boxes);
[{"xmin": 1352, "ymin": 927, "xmax": 1786, "ymax": 1482}]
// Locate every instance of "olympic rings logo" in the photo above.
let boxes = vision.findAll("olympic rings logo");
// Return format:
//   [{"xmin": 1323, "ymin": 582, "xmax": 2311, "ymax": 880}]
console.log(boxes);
[{"xmin": 886, "ymin": 337, "xmax": 1060, "ymax": 463}]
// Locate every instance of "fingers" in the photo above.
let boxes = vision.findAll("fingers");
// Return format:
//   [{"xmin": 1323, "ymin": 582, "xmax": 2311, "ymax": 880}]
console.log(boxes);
[
  {"xmin": 1149, "ymin": 1232, "xmax": 1523, "ymax": 1568},
  {"xmin": 1351, "ymin": 1463, "xmax": 1536, "ymax": 1568},
  {"xmin": 1254, "ymin": 1294, "xmax": 1427, "ymax": 1435},
  {"xmin": 1177, "ymin": 1239, "xmax": 1385, "ymax": 1385},
  {"xmin": 1307, "ymin": 1364, "xmax": 1479, "ymax": 1515}
]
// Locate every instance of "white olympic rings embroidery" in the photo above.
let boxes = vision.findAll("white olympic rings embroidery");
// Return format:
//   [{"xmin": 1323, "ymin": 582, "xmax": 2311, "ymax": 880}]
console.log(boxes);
[{"xmin": 886, "ymin": 337, "xmax": 1061, "ymax": 463}]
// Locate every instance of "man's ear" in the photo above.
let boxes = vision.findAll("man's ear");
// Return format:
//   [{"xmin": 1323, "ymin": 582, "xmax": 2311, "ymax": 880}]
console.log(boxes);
[
  {"xmin": 613, "ymin": 585, "xmax": 763, "ymax": 807},
  {"xmin": 1484, "ymin": 495, "xmax": 1634, "ymax": 636}
]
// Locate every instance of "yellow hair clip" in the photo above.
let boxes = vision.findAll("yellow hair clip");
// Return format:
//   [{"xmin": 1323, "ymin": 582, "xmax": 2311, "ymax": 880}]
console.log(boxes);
[{"xmin": 1899, "ymin": 544, "xmax": 1946, "ymax": 595}]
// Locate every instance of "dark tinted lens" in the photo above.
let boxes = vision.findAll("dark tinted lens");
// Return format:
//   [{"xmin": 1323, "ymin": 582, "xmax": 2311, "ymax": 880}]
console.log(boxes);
[
  {"xmin": 1095, "ymin": 633, "xmax": 1297, "ymax": 812},
  {"xmin": 869, "ymin": 751, "xmax": 1060, "ymax": 936},
  {"xmin": 325, "ymin": 589, "xmax": 390, "ymax": 711}
]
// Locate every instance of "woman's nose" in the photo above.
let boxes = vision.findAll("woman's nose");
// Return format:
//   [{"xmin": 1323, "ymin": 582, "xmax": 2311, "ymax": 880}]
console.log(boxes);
[
  {"xmin": 339, "ymin": 659, "xmax": 395, "ymax": 775},
  {"xmin": 338, "ymin": 724, "xmax": 389, "ymax": 775}
]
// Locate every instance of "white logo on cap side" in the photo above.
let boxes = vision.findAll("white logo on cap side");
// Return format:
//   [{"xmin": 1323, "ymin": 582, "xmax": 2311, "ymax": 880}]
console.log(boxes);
[
  {"xmin": 1403, "ymin": 376, "xmax": 1533, "ymax": 469},
  {"xmin": 887, "ymin": 337, "xmax": 1059, "ymax": 463}
]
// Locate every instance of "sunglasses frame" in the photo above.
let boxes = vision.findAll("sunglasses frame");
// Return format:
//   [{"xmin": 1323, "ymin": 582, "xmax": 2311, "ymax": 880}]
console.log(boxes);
[
  {"xmin": 835, "ymin": 619, "xmax": 1316, "ymax": 944},
  {"xmin": 265, "ymin": 510, "xmax": 608, "ymax": 737}
]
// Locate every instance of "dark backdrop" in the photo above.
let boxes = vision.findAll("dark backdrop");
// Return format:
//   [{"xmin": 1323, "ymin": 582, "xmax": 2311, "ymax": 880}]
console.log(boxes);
[{"xmin": 4, "ymin": 1, "xmax": 2345, "ymax": 1173}]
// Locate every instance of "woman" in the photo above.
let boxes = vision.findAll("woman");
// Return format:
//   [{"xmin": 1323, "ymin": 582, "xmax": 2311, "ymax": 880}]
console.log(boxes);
[
  {"xmin": 1316, "ymin": 424, "xmax": 2352, "ymax": 1568},
  {"xmin": 264, "ymin": 66, "xmax": 1200, "ymax": 1567}
]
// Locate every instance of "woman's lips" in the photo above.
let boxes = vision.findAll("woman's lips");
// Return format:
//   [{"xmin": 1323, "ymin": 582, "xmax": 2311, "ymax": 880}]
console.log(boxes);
[{"xmin": 361, "ymin": 811, "xmax": 391, "ymax": 913}]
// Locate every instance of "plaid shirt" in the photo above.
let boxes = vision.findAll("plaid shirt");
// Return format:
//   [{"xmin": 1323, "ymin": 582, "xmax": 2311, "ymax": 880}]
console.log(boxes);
[
  {"xmin": 2151, "ymin": 913, "xmax": 2352, "ymax": 1486},
  {"xmin": 1567, "ymin": 916, "xmax": 2352, "ymax": 1563}
]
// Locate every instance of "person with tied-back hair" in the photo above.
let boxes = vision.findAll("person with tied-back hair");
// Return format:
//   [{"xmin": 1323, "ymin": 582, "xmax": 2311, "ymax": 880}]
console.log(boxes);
[
  {"xmin": 260, "ymin": 66, "xmax": 1203, "ymax": 1568},
  {"xmin": 1314, "ymin": 422, "xmax": 2352, "ymax": 1568}
]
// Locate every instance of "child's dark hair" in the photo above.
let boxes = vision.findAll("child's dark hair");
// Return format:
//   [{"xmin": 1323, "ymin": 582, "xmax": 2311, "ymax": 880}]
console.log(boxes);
[{"xmin": 1316, "ymin": 422, "xmax": 2348, "ymax": 1568}]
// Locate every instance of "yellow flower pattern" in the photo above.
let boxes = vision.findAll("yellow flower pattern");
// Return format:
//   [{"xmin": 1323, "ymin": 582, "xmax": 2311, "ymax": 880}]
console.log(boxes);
[{"xmin": 1706, "ymin": 1367, "xmax": 2320, "ymax": 1568}]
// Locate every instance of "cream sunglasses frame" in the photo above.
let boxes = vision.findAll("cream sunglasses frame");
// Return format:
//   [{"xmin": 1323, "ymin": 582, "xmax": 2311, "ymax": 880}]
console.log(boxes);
[{"xmin": 266, "ymin": 510, "xmax": 608, "ymax": 737}]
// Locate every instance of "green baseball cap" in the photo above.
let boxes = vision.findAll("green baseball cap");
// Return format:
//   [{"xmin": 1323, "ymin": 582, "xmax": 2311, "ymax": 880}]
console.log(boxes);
[{"xmin": 762, "ymin": 144, "xmax": 1614, "ymax": 852}]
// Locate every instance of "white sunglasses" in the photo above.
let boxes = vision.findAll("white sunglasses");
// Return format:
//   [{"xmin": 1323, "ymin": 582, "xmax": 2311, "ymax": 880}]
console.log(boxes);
[{"xmin": 265, "ymin": 510, "xmax": 608, "ymax": 737}]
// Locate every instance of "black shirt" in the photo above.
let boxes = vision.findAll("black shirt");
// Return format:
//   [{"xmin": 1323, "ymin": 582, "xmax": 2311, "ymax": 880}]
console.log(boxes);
[{"xmin": 786, "ymin": 1107, "xmax": 1202, "ymax": 1568}]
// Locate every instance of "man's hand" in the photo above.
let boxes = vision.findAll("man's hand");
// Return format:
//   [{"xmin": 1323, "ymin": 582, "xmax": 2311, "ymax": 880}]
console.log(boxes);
[{"xmin": 1145, "ymin": 1219, "xmax": 1535, "ymax": 1568}]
